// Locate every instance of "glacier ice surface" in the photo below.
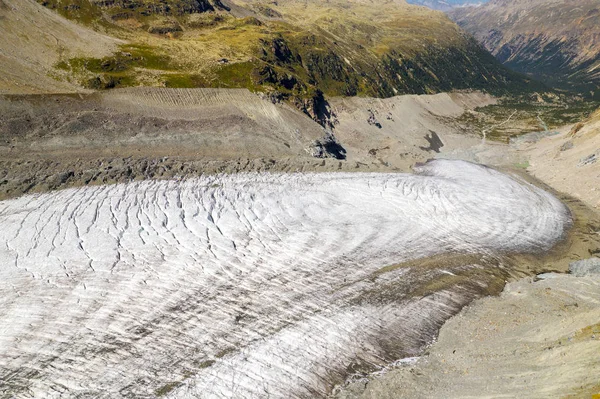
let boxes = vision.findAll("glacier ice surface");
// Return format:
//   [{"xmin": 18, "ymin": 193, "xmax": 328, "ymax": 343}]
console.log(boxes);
[{"xmin": 0, "ymin": 160, "xmax": 570, "ymax": 398}]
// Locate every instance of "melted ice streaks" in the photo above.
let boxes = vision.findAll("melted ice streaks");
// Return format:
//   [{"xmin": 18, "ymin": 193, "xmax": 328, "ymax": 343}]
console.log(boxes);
[{"xmin": 0, "ymin": 160, "xmax": 570, "ymax": 398}]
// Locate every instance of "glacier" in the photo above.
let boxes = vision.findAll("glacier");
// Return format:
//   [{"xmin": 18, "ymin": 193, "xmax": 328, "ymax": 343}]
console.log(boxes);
[{"xmin": 0, "ymin": 160, "xmax": 570, "ymax": 398}]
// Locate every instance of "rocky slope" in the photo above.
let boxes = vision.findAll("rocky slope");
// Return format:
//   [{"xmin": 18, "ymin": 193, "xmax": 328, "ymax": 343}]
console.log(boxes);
[
  {"xmin": 0, "ymin": 0, "xmax": 119, "ymax": 93},
  {"xmin": 0, "ymin": 88, "xmax": 494, "ymax": 199},
  {"xmin": 0, "ymin": 0, "xmax": 541, "ymax": 103},
  {"xmin": 449, "ymin": 0, "xmax": 600, "ymax": 98},
  {"xmin": 518, "ymin": 107, "xmax": 600, "ymax": 210},
  {"xmin": 337, "ymin": 267, "xmax": 600, "ymax": 399}
]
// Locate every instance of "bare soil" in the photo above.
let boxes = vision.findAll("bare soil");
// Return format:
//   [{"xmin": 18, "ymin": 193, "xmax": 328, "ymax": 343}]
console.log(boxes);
[{"xmin": 0, "ymin": 88, "xmax": 493, "ymax": 200}]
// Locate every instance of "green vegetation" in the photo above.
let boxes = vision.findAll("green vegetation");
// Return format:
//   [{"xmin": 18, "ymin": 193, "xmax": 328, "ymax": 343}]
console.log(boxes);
[
  {"xmin": 43, "ymin": 0, "xmax": 553, "ymax": 111},
  {"xmin": 56, "ymin": 44, "xmax": 177, "ymax": 89},
  {"xmin": 162, "ymin": 62, "xmax": 260, "ymax": 90},
  {"xmin": 514, "ymin": 161, "xmax": 530, "ymax": 169},
  {"xmin": 456, "ymin": 97, "xmax": 600, "ymax": 142},
  {"xmin": 38, "ymin": 0, "xmax": 105, "ymax": 25},
  {"xmin": 58, "ymin": 45, "xmax": 174, "ymax": 74}
]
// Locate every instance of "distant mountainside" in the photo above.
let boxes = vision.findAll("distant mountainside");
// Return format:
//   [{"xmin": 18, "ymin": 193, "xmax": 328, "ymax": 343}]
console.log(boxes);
[
  {"xmin": 449, "ymin": 0, "xmax": 600, "ymax": 99},
  {"xmin": 406, "ymin": 0, "xmax": 486, "ymax": 12},
  {"xmin": 1, "ymin": 0, "xmax": 542, "ymax": 107}
]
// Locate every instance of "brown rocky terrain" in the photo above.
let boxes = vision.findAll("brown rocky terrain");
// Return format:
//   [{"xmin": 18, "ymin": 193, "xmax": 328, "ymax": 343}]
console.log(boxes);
[
  {"xmin": 336, "ymin": 270, "xmax": 600, "ymax": 398},
  {"xmin": 449, "ymin": 0, "xmax": 600, "ymax": 99},
  {"xmin": 519, "ymin": 107, "xmax": 600, "ymax": 211}
]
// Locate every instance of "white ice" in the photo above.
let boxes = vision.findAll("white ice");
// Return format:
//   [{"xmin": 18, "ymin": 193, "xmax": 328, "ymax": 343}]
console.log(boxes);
[{"xmin": 0, "ymin": 160, "xmax": 570, "ymax": 398}]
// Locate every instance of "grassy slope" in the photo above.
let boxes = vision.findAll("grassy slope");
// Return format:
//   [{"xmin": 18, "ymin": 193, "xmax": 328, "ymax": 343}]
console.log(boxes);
[
  {"xmin": 0, "ymin": 0, "xmax": 119, "ymax": 94},
  {"xmin": 33, "ymin": 0, "xmax": 544, "ymax": 105},
  {"xmin": 454, "ymin": 94, "xmax": 600, "ymax": 142}
]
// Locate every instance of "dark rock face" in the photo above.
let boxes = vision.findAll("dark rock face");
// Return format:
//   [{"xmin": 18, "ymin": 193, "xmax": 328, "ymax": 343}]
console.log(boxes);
[{"xmin": 310, "ymin": 131, "xmax": 347, "ymax": 160}]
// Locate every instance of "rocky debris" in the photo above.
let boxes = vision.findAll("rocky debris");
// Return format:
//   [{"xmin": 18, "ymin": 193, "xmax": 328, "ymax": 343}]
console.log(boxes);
[
  {"xmin": 522, "ymin": 107, "xmax": 600, "ymax": 209},
  {"xmin": 368, "ymin": 146, "xmax": 390, "ymax": 157},
  {"xmin": 509, "ymin": 130, "xmax": 560, "ymax": 145},
  {"xmin": 309, "ymin": 130, "xmax": 347, "ymax": 160},
  {"xmin": 295, "ymin": 90, "xmax": 338, "ymax": 129},
  {"xmin": 84, "ymin": 75, "xmax": 119, "ymax": 90},
  {"xmin": 578, "ymin": 153, "xmax": 598, "ymax": 167},
  {"xmin": 0, "ymin": 156, "xmax": 392, "ymax": 200},
  {"xmin": 258, "ymin": 90, "xmax": 285, "ymax": 104},
  {"xmin": 559, "ymin": 140, "xmax": 574, "ymax": 152},
  {"xmin": 337, "ymin": 271, "xmax": 600, "ymax": 399},
  {"xmin": 367, "ymin": 110, "xmax": 382, "ymax": 129},
  {"xmin": 0, "ymin": 89, "xmax": 500, "ymax": 199},
  {"xmin": 569, "ymin": 257, "xmax": 600, "ymax": 277}
]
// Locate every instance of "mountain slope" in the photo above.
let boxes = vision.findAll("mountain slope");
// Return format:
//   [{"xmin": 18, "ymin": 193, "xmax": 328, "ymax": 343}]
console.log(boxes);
[
  {"xmin": 449, "ymin": 0, "xmax": 600, "ymax": 98},
  {"xmin": 523, "ymin": 107, "xmax": 600, "ymax": 210},
  {"xmin": 406, "ymin": 0, "xmax": 487, "ymax": 12},
  {"xmin": 0, "ymin": 0, "xmax": 119, "ymax": 93},
  {"xmin": 1, "ymin": 0, "xmax": 541, "ymax": 101}
]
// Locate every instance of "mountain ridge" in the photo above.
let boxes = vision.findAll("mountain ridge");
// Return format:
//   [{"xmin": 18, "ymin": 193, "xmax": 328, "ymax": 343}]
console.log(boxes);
[
  {"xmin": 1, "ymin": 0, "xmax": 543, "ymax": 106},
  {"xmin": 449, "ymin": 0, "xmax": 600, "ymax": 99}
]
